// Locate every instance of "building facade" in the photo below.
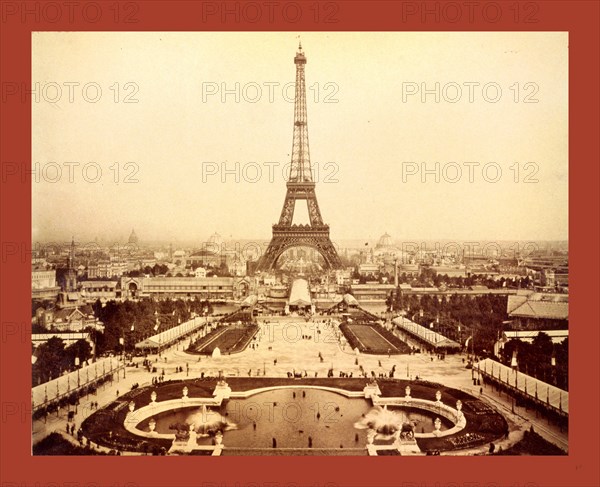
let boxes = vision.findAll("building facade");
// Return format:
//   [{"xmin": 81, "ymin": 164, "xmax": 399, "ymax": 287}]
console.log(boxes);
[
  {"xmin": 120, "ymin": 276, "xmax": 254, "ymax": 301},
  {"xmin": 32, "ymin": 268, "xmax": 61, "ymax": 301},
  {"xmin": 80, "ymin": 280, "xmax": 119, "ymax": 302}
]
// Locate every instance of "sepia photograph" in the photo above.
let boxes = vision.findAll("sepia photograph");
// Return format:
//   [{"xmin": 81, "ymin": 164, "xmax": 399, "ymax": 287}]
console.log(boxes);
[{"xmin": 29, "ymin": 31, "xmax": 569, "ymax": 458}]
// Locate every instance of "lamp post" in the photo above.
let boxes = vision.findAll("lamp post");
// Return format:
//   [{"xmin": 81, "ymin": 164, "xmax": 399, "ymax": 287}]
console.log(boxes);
[
  {"xmin": 511, "ymin": 350, "xmax": 518, "ymax": 414},
  {"xmin": 551, "ymin": 346, "xmax": 557, "ymax": 386},
  {"xmin": 92, "ymin": 321, "xmax": 99, "ymax": 360}
]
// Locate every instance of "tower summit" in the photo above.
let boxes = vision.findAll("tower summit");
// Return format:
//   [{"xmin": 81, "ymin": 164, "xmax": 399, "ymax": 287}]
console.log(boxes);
[
  {"xmin": 290, "ymin": 42, "xmax": 311, "ymax": 183},
  {"xmin": 257, "ymin": 45, "xmax": 342, "ymax": 271},
  {"xmin": 68, "ymin": 236, "xmax": 75, "ymax": 270}
]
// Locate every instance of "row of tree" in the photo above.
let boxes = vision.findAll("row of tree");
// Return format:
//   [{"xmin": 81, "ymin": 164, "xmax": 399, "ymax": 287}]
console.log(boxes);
[
  {"xmin": 32, "ymin": 337, "xmax": 92, "ymax": 385},
  {"xmin": 124, "ymin": 262, "xmax": 232, "ymax": 278},
  {"xmin": 390, "ymin": 292, "xmax": 509, "ymax": 353},
  {"xmin": 355, "ymin": 268, "xmax": 533, "ymax": 289},
  {"xmin": 500, "ymin": 333, "xmax": 569, "ymax": 390},
  {"xmin": 90, "ymin": 297, "xmax": 214, "ymax": 354}
]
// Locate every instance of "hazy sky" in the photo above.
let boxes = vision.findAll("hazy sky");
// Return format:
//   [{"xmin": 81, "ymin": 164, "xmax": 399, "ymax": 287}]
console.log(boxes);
[{"xmin": 32, "ymin": 31, "xmax": 568, "ymax": 244}]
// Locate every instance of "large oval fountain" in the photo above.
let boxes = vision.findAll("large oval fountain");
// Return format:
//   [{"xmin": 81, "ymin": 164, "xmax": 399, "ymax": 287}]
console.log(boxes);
[{"xmin": 130, "ymin": 386, "xmax": 459, "ymax": 451}]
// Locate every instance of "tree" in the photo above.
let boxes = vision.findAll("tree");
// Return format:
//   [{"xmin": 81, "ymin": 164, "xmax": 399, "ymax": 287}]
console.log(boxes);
[
  {"xmin": 34, "ymin": 336, "xmax": 66, "ymax": 383},
  {"xmin": 532, "ymin": 332, "xmax": 553, "ymax": 357},
  {"xmin": 153, "ymin": 263, "xmax": 168, "ymax": 276},
  {"xmin": 68, "ymin": 339, "xmax": 93, "ymax": 365}
]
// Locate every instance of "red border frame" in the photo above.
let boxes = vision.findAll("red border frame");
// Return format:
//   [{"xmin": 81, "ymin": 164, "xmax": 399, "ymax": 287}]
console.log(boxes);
[{"xmin": 1, "ymin": 1, "xmax": 599, "ymax": 486}]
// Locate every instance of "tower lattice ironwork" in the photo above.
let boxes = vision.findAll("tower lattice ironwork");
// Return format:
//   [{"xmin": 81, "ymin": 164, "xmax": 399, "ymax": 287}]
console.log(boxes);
[{"xmin": 257, "ymin": 44, "xmax": 342, "ymax": 271}]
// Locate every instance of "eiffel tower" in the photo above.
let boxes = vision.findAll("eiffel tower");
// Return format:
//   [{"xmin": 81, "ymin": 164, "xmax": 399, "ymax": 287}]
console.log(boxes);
[{"xmin": 257, "ymin": 44, "xmax": 342, "ymax": 272}]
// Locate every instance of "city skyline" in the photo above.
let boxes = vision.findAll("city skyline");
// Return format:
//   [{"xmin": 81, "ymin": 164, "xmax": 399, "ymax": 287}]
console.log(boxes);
[{"xmin": 33, "ymin": 32, "xmax": 568, "ymax": 243}]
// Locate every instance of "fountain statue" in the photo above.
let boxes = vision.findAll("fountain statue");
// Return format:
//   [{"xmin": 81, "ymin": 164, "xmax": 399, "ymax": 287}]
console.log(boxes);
[
  {"xmin": 363, "ymin": 378, "xmax": 381, "ymax": 399},
  {"xmin": 399, "ymin": 422, "xmax": 415, "ymax": 442},
  {"xmin": 432, "ymin": 417, "xmax": 443, "ymax": 437},
  {"xmin": 354, "ymin": 406, "xmax": 403, "ymax": 441},
  {"xmin": 185, "ymin": 404, "xmax": 236, "ymax": 438},
  {"xmin": 188, "ymin": 423, "xmax": 197, "ymax": 447}
]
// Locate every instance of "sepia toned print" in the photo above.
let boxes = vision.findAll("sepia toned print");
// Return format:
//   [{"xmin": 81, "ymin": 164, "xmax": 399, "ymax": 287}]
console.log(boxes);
[{"xmin": 30, "ymin": 32, "xmax": 567, "ymax": 457}]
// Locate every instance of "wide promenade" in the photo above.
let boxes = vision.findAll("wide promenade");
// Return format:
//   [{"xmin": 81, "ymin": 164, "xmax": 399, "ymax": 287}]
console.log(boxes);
[{"xmin": 32, "ymin": 315, "xmax": 568, "ymax": 454}]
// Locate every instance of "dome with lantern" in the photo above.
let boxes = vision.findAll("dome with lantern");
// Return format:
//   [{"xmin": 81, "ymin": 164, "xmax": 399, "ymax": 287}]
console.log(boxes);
[
  {"xmin": 374, "ymin": 232, "xmax": 403, "ymax": 261},
  {"xmin": 376, "ymin": 232, "xmax": 393, "ymax": 249}
]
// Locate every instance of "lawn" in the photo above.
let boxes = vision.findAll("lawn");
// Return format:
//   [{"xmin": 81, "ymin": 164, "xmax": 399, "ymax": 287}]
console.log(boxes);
[
  {"xmin": 188, "ymin": 324, "xmax": 259, "ymax": 355},
  {"xmin": 348, "ymin": 325, "xmax": 396, "ymax": 351},
  {"xmin": 341, "ymin": 323, "xmax": 412, "ymax": 355}
]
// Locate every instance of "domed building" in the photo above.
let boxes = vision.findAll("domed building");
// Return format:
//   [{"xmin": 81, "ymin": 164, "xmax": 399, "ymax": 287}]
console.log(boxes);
[
  {"xmin": 128, "ymin": 229, "xmax": 138, "ymax": 245},
  {"xmin": 374, "ymin": 232, "xmax": 403, "ymax": 261},
  {"xmin": 376, "ymin": 232, "xmax": 394, "ymax": 249}
]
